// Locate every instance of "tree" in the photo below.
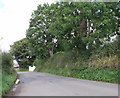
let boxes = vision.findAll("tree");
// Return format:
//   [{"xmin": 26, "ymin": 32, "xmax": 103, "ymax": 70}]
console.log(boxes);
[
  {"xmin": 27, "ymin": 3, "xmax": 59, "ymax": 59},
  {"xmin": 10, "ymin": 38, "xmax": 35, "ymax": 69},
  {"xmin": 26, "ymin": 2, "xmax": 119, "ymax": 60}
]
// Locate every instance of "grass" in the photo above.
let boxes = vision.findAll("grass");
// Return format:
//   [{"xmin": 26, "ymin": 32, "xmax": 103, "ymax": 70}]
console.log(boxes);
[
  {"xmin": 36, "ymin": 67, "xmax": 119, "ymax": 83},
  {"xmin": 88, "ymin": 55, "xmax": 119, "ymax": 68},
  {"xmin": 2, "ymin": 70, "xmax": 17, "ymax": 96},
  {"xmin": 17, "ymin": 68, "xmax": 29, "ymax": 72},
  {"xmin": 72, "ymin": 67, "xmax": 118, "ymax": 83},
  {"xmin": 35, "ymin": 53, "xmax": 119, "ymax": 83},
  {"xmin": 0, "ymin": 71, "xmax": 2, "ymax": 98}
]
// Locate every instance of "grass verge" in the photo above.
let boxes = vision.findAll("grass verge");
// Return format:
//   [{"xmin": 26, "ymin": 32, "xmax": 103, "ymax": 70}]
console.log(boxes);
[
  {"xmin": 36, "ymin": 67, "xmax": 118, "ymax": 83},
  {"xmin": 2, "ymin": 70, "xmax": 17, "ymax": 96},
  {"xmin": 17, "ymin": 68, "xmax": 29, "ymax": 72}
]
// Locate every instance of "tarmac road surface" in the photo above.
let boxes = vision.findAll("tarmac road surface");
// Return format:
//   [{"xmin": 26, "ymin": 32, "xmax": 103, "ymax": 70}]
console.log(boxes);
[{"xmin": 14, "ymin": 71, "xmax": 118, "ymax": 96}]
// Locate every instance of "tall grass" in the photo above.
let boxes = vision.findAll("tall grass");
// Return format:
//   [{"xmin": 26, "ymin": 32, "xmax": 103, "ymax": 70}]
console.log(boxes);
[
  {"xmin": 2, "ymin": 70, "xmax": 17, "ymax": 96},
  {"xmin": 88, "ymin": 55, "xmax": 119, "ymax": 68},
  {"xmin": 35, "ymin": 51, "xmax": 119, "ymax": 83},
  {"xmin": 37, "ymin": 67, "xmax": 118, "ymax": 83},
  {"xmin": 0, "ymin": 50, "xmax": 2, "ymax": 97},
  {"xmin": 0, "ymin": 72, "xmax": 2, "ymax": 97},
  {"xmin": 46, "ymin": 51, "xmax": 74, "ymax": 68},
  {"xmin": 1, "ymin": 52, "xmax": 17, "ymax": 96}
]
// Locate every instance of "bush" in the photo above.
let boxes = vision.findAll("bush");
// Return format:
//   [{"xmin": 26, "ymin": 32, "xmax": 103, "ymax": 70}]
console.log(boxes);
[
  {"xmin": 2, "ymin": 52, "xmax": 13, "ymax": 74},
  {"xmin": 45, "ymin": 51, "xmax": 75, "ymax": 68},
  {"xmin": 35, "ymin": 38, "xmax": 119, "ymax": 83},
  {"xmin": 33, "ymin": 57, "xmax": 46, "ymax": 68},
  {"xmin": 0, "ymin": 52, "xmax": 17, "ymax": 96}
]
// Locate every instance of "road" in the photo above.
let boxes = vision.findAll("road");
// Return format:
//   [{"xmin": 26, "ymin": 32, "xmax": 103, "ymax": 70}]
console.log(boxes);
[{"xmin": 14, "ymin": 71, "xmax": 118, "ymax": 96}]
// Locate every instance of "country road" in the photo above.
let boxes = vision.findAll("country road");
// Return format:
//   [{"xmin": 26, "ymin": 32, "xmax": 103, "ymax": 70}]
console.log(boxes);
[{"xmin": 13, "ymin": 71, "xmax": 118, "ymax": 96}]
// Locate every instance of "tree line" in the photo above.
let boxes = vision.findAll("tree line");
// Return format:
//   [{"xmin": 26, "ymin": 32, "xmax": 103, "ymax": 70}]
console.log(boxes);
[{"xmin": 11, "ymin": 2, "xmax": 119, "ymax": 69}]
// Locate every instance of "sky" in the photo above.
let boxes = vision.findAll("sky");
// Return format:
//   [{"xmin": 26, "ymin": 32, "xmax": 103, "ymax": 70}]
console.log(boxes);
[{"xmin": 0, "ymin": 0, "xmax": 55, "ymax": 52}]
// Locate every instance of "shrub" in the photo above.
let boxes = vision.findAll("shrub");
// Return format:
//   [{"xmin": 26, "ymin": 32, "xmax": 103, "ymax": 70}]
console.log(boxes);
[
  {"xmin": 2, "ymin": 52, "xmax": 13, "ymax": 74},
  {"xmin": 45, "ymin": 51, "xmax": 75, "ymax": 68},
  {"xmin": 1, "ymin": 52, "xmax": 17, "ymax": 96},
  {"xmin": 33, "ymin": 57, "xmax": 45, "ymax": 68}
]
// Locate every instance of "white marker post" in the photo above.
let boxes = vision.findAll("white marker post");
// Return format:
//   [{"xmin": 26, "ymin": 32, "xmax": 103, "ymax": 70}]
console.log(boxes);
[{"xmin": 29, "ymin": 66, "xmax": 36, "ymax": 71}]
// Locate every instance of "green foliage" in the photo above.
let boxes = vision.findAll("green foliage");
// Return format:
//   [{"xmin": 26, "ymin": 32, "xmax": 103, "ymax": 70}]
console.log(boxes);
[
  {"xmin": 46, "ymin": 52, "xmax": 73, "ymax": 68},
  {"xmin": 33, "ymin": 57, "xmax": 45, "ymax": 68},
  {"xmin": 2, "ymin": 52, "xmax": 13, "ymax": 74},
  {"xmin": 36, "ymin": 67, "xmax": 118, "ymax": 83},
  {"xmin": 27, "ymin": 2, "xmax": 119, "ymax": 60},
  {"xmin": 26, "ymin": 3, "xmax": 58, "ymax": 59},
  {"xmin": 11, "ymin": 2, "xmax": 119, "ymax": 83},
  {"xmin": 116, "ymin": 36, "xmax": 120, "ymax": 58},
  {"xmin": 2, "ymin": 70, "xmax": 17, "ymax": 96},
  {"xmin": 35, "ymin": 45, "xmax": 119, "ymax": 83},
  {"xmin": 0, "ymin": 51, "xmax": 17, "ymax": 96},
  {"xmin": 10, "ymin": 38, "xmax": 35, "ymax": 69},
  {"xmin": 72, "ymin": 67, "xmax": 118, "ymax": 83}
]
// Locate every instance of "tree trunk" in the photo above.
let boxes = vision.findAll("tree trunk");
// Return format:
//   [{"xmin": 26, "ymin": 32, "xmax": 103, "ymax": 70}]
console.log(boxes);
[
  {"xmin": 87, "ymin": 19, "xmax": 91, "ymax": 37},
  {"xmin": 49, "ymin": 47, "xmax": 53, "ymax": 57}
]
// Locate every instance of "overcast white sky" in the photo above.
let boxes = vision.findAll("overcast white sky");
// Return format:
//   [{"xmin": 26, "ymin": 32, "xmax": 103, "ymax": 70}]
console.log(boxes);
[{"xmin": 0, "ymin": 0, "xmax": 55, "ymax": 52}]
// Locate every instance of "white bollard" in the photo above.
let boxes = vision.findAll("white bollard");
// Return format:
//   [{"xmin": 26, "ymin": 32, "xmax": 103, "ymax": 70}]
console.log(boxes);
[
  {"xmin": 29, "ymin": 66, "xmax": 36, "ymax": 71},
  {"xmin": 15, "ymin": 79, "xmax": 20, "ymax": 84}
]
